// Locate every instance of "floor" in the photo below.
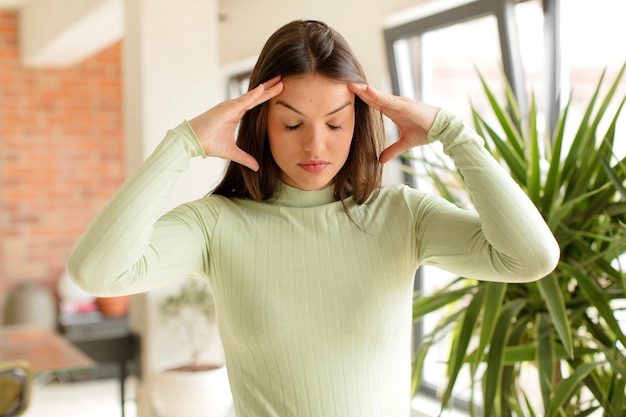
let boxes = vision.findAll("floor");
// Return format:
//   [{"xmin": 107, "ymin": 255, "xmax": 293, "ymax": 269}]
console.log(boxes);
[
  {"xmin": 23, "ymin": 377, "xmax": 137, "ymax": 417},
  {"xmin": 21, "ymin": 375, "xmax": 463, "ymax": 417}
]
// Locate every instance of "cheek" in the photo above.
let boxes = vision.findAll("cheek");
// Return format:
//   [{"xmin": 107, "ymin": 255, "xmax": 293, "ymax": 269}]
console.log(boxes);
[
  {"xmin": 336, "ymin": 126, "xmax": 355, "ymax": 155},
  {"xmin": 267, "ymin": 130, "xmax": 293, "ymax": 162}
]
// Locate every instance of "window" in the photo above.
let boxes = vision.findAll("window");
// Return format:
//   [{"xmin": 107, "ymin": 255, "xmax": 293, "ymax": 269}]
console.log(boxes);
[
  {"xmin": 561, "ymin": 0, "xmax": 626, "ymax": 155},
  {"xmin": 384, "ymin": 0, "xmax": 625, "ymax": 410}
]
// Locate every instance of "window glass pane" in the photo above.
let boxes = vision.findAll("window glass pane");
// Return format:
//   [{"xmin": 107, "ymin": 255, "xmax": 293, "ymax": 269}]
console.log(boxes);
[
  {"xmin": 421, "ymin": 15, "xmax": 503, "ymax": 120},
  {"xmin": 418, "ymin": 1, "xmax": 545, "ymax": 124},
  {"xmin": 515, "ymin": 0, "xmax": 544, "ymax": 107},
  {"xmin": 563, "ymin": 0, "xmax": 626, "ymax": 158}
]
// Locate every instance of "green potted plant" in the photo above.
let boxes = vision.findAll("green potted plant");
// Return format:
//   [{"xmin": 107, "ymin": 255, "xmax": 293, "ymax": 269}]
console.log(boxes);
[
  {"xmin": 150, "ymin": 278, "xmax": 232, "ymax": 417},
  {"xmin": 406, "ymin": 62, "xmax": 626, "ymax": 416}
]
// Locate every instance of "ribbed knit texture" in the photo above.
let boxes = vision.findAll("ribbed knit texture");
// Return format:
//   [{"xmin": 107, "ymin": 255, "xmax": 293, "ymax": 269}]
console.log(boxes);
[{"xmin": 67, "ymin": 110, "xmax": 559, "ymax": 417}]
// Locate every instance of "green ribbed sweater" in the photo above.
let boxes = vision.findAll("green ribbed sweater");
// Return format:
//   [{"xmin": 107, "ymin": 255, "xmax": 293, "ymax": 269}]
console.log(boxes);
[{"xmin": 67, "ymin": 110, "xmax": 559, "ymax": 417}]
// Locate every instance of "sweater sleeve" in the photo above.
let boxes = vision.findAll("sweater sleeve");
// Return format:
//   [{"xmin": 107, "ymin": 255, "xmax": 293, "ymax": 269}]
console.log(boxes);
[
  {"xmin": 67, "ymin": 121, "xmax": 215, "ymax": 296},
  {"xmin": 413, "ymin": 109, "xmax": 560, "ymax": 282}
]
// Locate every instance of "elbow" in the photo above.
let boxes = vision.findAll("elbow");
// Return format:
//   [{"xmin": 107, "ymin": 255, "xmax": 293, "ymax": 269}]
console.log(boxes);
[
  {"xmin": 67, "ymin": 251, "xmax": 144, "ymax": 297},
  {"xmin": 487, "ymin": 236, "xmax": 560, "ymax": 284},
  {"xmin": 533, "ymin": 235, "xmax": 561, "ymax": 280},
  {"xmin": 66, "ymin": 254, "xmax": 98, "ymax": 296},
  {"xmin": 513, "ymin": 237, "xmax": 561, "ymax": 283},
  {"xmin": 66, "ymin": 253, "xmax": 117, "ymax": 297}
]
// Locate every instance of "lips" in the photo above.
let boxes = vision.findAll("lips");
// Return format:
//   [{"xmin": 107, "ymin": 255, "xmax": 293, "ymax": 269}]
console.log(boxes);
[{"xmin": 299, "ymin": 160, "xmax": 329, "ymax": 173}]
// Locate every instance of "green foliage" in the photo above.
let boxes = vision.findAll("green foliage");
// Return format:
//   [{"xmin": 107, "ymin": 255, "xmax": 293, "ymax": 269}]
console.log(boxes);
[
  {"xmin": 406, "ymin": 63, "xmax": 626, "ymax": 416},
  {"xmin": 160, "ymin": 278, "xmax": 216, "ymax": 367}
]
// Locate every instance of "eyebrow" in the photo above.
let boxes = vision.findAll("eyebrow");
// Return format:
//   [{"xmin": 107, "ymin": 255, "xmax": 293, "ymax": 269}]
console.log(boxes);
[{"xmin": 275, "ymin": 100, "xmax": 352, "ymax": 117}]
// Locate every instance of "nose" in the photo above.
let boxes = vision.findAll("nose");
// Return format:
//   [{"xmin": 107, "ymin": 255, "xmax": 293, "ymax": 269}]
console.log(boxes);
[{"xmin": 303, "ymin": 125, "xmax": 325, "ymax": 153}]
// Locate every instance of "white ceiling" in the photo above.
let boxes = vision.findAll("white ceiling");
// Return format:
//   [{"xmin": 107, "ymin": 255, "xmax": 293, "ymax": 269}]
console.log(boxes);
[
  {"xmin": 0, "ymin": 0, "xmax": 31, "ymax": 9},
  {"xmin": 6, "ymin": 0, "xmax": 123, "ymax": 67}
]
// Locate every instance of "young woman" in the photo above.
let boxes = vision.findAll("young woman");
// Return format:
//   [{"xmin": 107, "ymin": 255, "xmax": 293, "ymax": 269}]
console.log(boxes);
[{"xmin": 68, "ymin": 20, "xmax": 559, "ymax": 417}]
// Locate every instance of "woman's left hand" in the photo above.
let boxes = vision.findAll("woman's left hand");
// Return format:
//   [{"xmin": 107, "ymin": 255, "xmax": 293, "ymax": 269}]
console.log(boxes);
[{"xmin": 348, "ymin": 83, "xmax": 440, "ymax": 164}]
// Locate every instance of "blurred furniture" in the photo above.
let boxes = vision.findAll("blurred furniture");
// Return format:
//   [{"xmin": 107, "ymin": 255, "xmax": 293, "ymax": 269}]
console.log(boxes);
[
  {"xmin": 0, "ymin": 360, "xmax": 31, "ymax": 417},
  {"xmin": 0, "ymin": 326, "xmax": 95, "ymax": 416},
  {"xmin": 3, "ymin": 283, "xmax": 57, "ymax": 330},
  {"xmin": 58, "ymin": 315, "xmax": 139, "ymax": 417},
  {"xmin": 0, "ymin": 325, "xmax": 94, "ymax": 375}
]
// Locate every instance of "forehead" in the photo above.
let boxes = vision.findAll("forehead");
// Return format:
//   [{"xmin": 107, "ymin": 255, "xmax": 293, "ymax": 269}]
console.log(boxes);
[{"xmin": 270, "ymin": 73, "xmax": 353, "ymax": 114}]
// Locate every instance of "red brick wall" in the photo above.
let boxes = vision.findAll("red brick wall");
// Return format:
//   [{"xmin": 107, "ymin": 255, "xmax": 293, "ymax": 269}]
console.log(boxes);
[{"xmin": 0, "ymin": 11, "xmax": 125, "ymax": 310}]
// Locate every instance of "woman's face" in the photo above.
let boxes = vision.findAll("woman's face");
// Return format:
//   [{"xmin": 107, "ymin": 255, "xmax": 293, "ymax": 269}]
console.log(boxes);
[{"xmin": 266, "ymin": 73, "xmax": 355, "ymax": 191}]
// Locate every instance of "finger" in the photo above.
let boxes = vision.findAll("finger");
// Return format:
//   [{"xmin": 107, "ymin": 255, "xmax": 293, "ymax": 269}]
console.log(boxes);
[
  {"xmin": 348, "ymin": 83, "xmax": 380, "ymax": 109},
  {"xmin": 262, "ymin": 75, "xmax": 282, "ymax": 89},
  {"xmin": 257, "ymin": 78, "xmax": 284, "ymax": 103},
  {"xmin": 229, "ymin": 148, "xmax": 260, "ymax": 172},
  {"xmin": 242, "ymin": 76, "xmax": 283, "ymax": 110},
  {"xmin": 349, "ymin": 83, "xmax": 399, "ymax": 116},
  {"xmin": 379, "ymin": 140, "xmax": 413, "ymax": 165}
]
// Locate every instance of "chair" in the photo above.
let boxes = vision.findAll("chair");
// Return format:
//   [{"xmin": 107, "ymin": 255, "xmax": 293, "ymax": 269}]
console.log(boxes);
[{"xmin": 0, "ymin": 360, "xmax": 32, "ymax": 417}]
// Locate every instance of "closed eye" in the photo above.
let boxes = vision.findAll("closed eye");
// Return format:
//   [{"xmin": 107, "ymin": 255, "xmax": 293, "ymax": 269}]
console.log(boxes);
[
  {"xmin": 285, "ymin": 124, "xmax": 302, "ymax": 131},
  {"xmin": 284, "ymin": 123, "xmax": 342, "ymax": 131}
]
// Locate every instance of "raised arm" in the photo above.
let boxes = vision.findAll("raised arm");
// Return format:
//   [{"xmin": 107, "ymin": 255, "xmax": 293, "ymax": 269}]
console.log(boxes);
[
  {"xmin": 67, "ymin": 77, "xmax": 284, "ymax": 296},
  {"xmin": 349, "ymin": 83, "xmax": 560, "ymax": 282}
]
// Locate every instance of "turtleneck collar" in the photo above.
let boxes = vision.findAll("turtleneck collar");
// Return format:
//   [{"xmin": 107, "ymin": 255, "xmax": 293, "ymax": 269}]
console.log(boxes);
[{"xmin": 268, "ymin": 181, "xmax": 337, "ymax": 208}]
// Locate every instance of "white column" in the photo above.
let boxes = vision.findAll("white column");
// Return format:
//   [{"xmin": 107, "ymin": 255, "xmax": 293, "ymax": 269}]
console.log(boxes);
[{"xmin": 123, "ymin": 1, "xmax": 226, "ymax": 416}]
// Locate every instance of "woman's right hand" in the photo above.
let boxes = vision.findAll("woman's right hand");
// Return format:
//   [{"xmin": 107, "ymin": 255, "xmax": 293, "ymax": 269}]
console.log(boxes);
[{"xmin": 188, "ymin": 76, "xmax": 284, "ymax": 171}]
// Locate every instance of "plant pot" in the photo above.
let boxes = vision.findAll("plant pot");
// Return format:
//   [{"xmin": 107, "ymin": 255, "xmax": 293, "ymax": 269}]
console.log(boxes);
[
  {"xmin": 96, "ymin": 296, "xmax": 130, "ymax": 317},
  {"xmin": 150, "ymin": 364, "xmax": 232, "ymax": 417}
]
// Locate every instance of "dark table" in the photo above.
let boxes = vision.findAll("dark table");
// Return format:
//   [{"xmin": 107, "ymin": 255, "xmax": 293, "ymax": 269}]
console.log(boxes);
[{"xmin": 58, "ymin": 314, "xmax": 140, "ymax": 417}]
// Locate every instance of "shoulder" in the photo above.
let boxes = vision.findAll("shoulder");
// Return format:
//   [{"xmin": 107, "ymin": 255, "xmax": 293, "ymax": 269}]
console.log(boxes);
[
  {"xmin": 372, "ymin": 183, "xmax": 459, "ymax": 218},
  {"xmin": 353, "ymin": 183, "xmax": 429, "ymax": 219},
  {"xmin": 376, "ymin": 183, "xmax": 429, "ymax": 206},
  {"xmin": 161, "ymin": 194, "xmax": 226, "ymax": 228}
]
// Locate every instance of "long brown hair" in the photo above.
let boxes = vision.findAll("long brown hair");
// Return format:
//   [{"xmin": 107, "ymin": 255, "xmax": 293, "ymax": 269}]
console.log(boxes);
[{"xmin": 212, "ymin": 20, "xmax": 385, "ymax": 204}]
